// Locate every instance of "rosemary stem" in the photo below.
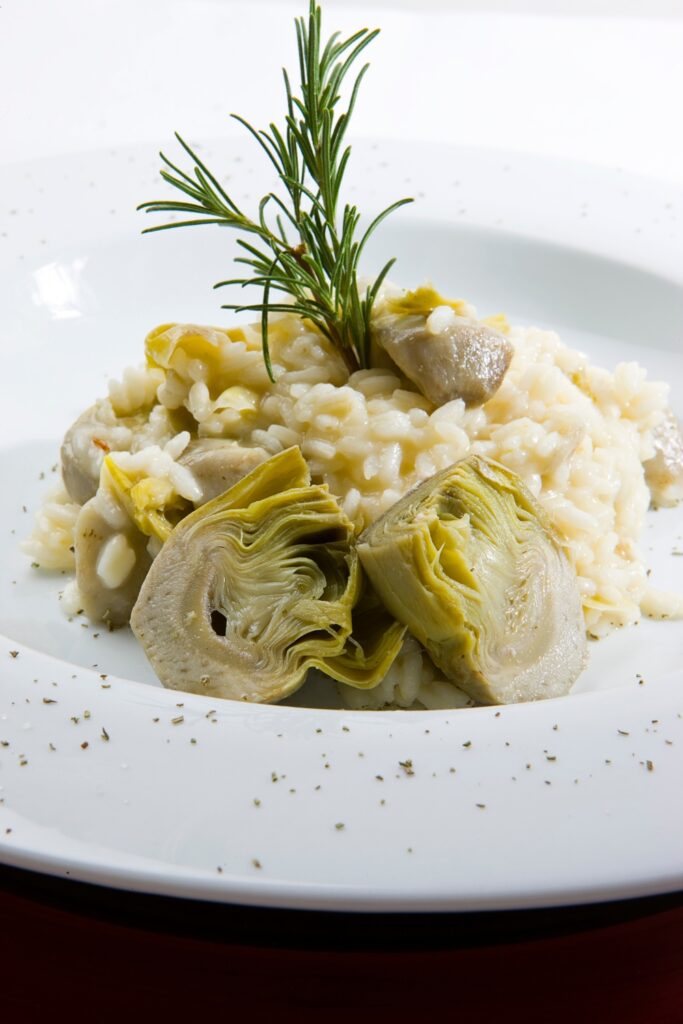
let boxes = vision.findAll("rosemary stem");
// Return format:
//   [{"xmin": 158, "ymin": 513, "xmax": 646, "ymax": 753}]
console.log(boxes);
[{"xmin": 138, "ymin": 0, "xmax": 412, "ymax": 376}]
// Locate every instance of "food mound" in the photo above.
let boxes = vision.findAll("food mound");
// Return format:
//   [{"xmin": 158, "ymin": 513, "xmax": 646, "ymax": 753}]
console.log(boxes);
[{"xmin": 24, "ymin": 287, "xmax": 683, "ymax": 709}]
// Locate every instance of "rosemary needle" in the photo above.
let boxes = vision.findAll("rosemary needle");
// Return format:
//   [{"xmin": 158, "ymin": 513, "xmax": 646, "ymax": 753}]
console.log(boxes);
[{"xmin": 138, "ymin": 0, "xmax": 412, "ymax": 380}]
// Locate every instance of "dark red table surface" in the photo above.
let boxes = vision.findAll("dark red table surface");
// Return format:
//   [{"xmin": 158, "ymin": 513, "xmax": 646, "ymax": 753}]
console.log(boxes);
[{"xmin": 1, "ymin": 863, "xmax": 681, "ymax": 1021}]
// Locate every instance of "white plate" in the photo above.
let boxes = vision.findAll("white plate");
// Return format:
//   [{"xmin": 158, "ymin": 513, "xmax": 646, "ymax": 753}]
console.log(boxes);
[{"xmin": 1, "ymin": 139, "xmax": 682, "ymax": 911}]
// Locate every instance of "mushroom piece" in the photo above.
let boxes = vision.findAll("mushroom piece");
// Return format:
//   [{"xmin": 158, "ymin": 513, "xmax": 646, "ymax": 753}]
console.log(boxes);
[
  {"xmin": 130, "ymin": 447, "xmax": 404, "ymax": 703},
  {"xmin": 74, "ymin": 494, "xmax": 153, "ymax": 628},
  {"xmin": 372, "ymin": 288, "xmax": 513, "ymax": 407},
  {"xmin": 358, "ymin": 455, "xmax": 587, "ymax": 705},
  {"xmin": 61, "ymin": 401, "xmax": 147, "ymax": 506},
  {"xmin": 644, "ymin": 409, "xmax": 683, "ymax": 508},
  {"xmin": 178, "ymin": 440, "xmax": 270, "ymax": 505}
]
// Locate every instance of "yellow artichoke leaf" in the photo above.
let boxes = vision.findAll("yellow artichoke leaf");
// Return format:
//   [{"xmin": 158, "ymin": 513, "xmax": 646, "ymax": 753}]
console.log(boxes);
[{"xmin": 320, "ymin": 574, "xmax": 406, "ymax": 688}]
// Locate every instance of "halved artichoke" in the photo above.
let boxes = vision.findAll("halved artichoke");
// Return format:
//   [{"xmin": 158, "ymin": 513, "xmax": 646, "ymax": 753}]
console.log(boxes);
[
  {"xmin": 130, "ymin": 446, "xmax": 404, "ymax": 703},
  {"xmin": 358, "ymin": 455, "xmax": 587, "ymax": 705}
]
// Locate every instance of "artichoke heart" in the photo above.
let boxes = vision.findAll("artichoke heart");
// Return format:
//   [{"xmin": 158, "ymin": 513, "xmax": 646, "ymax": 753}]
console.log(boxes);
[
  {"xmin": 372, "ymin": 287, "xmax": 513, "ymax": 407},
  {"xmin": 130, "ymin": 446, "xmax": 404, "ymax": 703},
  {"xmin": 358, "ymin": 455, "xmax": 587, "ymax": 705}
]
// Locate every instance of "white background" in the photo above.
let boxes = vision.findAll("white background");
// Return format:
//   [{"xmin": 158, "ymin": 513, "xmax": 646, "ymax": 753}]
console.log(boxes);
[{"xmin": 2, "ymin": 0, "xmax": 683, "ymax": 184}]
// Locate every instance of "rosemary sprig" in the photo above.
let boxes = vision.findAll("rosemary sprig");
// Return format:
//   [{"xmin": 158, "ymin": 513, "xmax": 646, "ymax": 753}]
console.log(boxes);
[{"xmin": 138, "ymin": 1, "xmax": 412, "ymax": 380}]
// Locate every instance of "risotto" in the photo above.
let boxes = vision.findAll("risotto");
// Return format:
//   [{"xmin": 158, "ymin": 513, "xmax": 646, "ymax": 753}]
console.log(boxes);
[{"xmin": 23, "ymin": 291, "xmax": 683, "ymax": 709}]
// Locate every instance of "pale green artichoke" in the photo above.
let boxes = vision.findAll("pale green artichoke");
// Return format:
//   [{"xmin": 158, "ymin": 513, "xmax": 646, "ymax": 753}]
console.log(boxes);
[
  {"xmin": 358, "ymin": 455, "xmax": 587, "ymax": 705},
  {"xmin": 131, "ymin": 446, "xmax": 404, "ymax": 703}
]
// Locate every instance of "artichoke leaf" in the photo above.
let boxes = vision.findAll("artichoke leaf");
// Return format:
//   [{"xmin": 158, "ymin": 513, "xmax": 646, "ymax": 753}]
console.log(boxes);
[
  {"xmin": 145, "ymin": 323, "xmax": 240, "ymax": 374},
  {"xmin": 144, "ymin": 322, "xmax": 264, "ymax": 402},
  {"xmin": 102, "ymin": 456, "xmax": 189, "ymax": 544},
  {"xmin": 131, "ymin": 447, "xmax": 401, "ymax": 703},
  {"xmin": 384, "ymin": 286, "xmax": 470, "ymax": 318},
  {"xmin": 322, "ymin": 584, "xmax": 407, "ymax": 688},
  {"xmin": 358, "ymin": 455, "xmax": 587, "ymax": 705}
]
